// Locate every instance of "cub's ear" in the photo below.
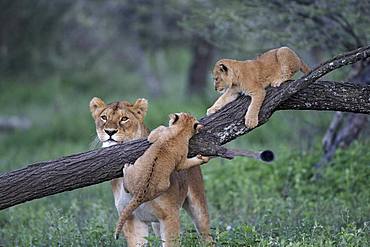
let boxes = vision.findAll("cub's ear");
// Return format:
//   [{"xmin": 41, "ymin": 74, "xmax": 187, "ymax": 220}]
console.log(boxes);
[
  {"xmin": 89, "ymin": 97, "xmax": 106, "ymax": 118},
  {"xmin": 132, "ymin": 98, "xmax": 148, "ymax": 119},
  {"xmin": 194, "ymin": 123, "xmax": 204, "ymax": 133},
  {"xmin": 169, "ymin": 113, "xmax": 180, "ymax": 125},
  {"xmin": 220, "ymin": 63, "xmax": 228, "ymax": 73}
]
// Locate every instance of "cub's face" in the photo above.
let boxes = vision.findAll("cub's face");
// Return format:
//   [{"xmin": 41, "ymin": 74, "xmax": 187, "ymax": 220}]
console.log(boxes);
[
  {"xmin": 213, "ymin": 60, "xmax": 233, "ymax": 93},
  {"xmin": 89, "ymin": 97, "xmax": 148, "ymax": 147},
  {"xmin": 169, "ymin": 113, "xmax": 203, "ymax": 135}
]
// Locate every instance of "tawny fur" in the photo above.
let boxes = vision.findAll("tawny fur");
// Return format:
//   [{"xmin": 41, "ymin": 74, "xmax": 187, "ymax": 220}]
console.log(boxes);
[
  {"xmin": 207, "ymin": 46, "xmax": 310, "ymax": 128},
  {"xmin": 89, "ymin": 98, "xmax": 213, "ymax": 247},
  {"xmin": 114, "ymin": 113, "xmax": 209, "ymax": 241}
]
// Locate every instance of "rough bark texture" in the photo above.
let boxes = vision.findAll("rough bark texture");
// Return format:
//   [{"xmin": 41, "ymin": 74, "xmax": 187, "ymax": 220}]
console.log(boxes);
[{"xmin": 1, "ymin": 46, "xmax": 370, "ymax": 210}]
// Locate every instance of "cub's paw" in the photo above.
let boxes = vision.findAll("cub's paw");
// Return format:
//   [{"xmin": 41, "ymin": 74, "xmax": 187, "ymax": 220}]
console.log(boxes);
[
  {"xmin": 122, "ymin": 163, "xmax": 132, "ymax": 177},
  {"xmin": 244, "ymin": 115, "xmax": 258, "ymax": 129},
  {"xmin": 196, "ymin": 154, "xmax": 210, "ymax": 164},
  {"xmin": 206, "ymin": 107, "xmax": 219, "ymax": 116},
  {"xmin": 271, "ymin": 81, "xmax": 281, "ymax": 87}
]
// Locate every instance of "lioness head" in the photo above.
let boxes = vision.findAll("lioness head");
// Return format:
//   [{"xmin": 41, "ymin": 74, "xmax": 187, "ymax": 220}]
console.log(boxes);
[
  {"xmin": 168, "ymin": 112, "xmax": 203, "ymax": 135},
  {"xmin": 89, "ymin": 97, "xmax": 149, "ymax": 147},
  {"xmin": 213, "ymin": 59, "xmax": 237, "ymax": 93}
]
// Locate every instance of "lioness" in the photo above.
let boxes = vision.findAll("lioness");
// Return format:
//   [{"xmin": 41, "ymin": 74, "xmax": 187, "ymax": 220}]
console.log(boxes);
[
  {"xmin": 207, "ymin": 46, "xmax": 310, "ymax": 128},
  {"xmin": 89, "ymin": 97, "xmax": 213, "ymax": 246}
]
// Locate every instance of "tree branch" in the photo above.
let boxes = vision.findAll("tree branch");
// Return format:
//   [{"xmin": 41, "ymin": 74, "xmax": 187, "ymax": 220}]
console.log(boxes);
[{"xmin": 1, "ymin": 46, "xmax": 370, "ymax": 210}]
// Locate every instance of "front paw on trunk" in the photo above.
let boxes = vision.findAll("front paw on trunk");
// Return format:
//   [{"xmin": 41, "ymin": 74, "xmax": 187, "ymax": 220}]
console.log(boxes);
[
  {"xmin": 196, "ymin": 154, "xmax": 210, "ymax": 164},
  {"xmin": 244, "ymin": 115, "xmax": 258, "ymax": 128},
  {"xmin": 206, "ymin": 107, "xmax": 219, "ymax": 116}
]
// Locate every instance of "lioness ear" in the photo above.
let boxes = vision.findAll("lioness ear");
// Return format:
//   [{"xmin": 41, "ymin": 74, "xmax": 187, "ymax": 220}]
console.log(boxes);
[
  {"xmin": 89, "ymin": 97, "xmax": 106, "ymax": 118},
  {"xmin": 169, "ymin": 113, "xmax": 180, "ymax": 125},
  {"xmin": 132, "ymin": 98, "xmax": 148, "ymax": 118},
  {"xmin": 220, "ymin": 64, "xmax": 228, "ymax": 74}
]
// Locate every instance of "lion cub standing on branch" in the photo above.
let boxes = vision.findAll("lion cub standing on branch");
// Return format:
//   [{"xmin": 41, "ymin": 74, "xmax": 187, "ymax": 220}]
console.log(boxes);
[
  {"xmin": 207, "ymin": 46, "xmax": 310, "ymax": 128},
  {"xmin": 115, "ymin": 113, "xmax": 209, "ymax": 242}
]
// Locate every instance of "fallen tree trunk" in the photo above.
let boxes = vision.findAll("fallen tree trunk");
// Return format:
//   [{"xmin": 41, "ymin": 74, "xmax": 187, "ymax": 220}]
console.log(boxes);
[{"xmin": 1, "ymin": 46, "xmax": 370, "ymax": 210}]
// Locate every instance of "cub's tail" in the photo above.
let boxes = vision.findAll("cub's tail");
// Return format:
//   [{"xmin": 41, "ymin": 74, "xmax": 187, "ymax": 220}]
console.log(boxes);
[
  {"xmin": 300, "ymin": 59, "xmax": 311, "ymax": 74},
  {"xmin": 114, "ymin": 193, "xmax": 143, "ymax": 239}
]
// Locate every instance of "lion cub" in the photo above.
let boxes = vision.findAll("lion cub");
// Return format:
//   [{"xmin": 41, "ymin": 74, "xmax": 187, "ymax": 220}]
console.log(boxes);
[
  {"xmin": 207, "ymin": 46, "xmax": 310, "ymax": 128},
  {"xmin": 115, "ymin": 112, "xmax": 209, "ymax": 240}
]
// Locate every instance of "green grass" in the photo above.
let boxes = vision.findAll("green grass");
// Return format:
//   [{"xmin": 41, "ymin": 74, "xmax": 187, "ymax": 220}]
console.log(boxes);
[{"xmin": 0, "ymin": 59, "xmax": 369, "ymax": 246}]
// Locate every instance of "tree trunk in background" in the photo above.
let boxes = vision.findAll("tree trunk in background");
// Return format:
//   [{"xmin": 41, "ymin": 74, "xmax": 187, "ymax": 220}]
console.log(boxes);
[
  {"xmin": 129, "ymin": 42, "xmax": 163, "ymax": 98},
  {"xmin": 316, "ymin": 61, "xmax": 370, "ymax": 169},
  {"xmin": 186, "ymin": 36, "xmax": 215, "ymax": 95}
]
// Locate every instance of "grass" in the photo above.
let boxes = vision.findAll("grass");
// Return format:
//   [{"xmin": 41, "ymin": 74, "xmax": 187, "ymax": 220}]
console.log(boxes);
[{"xmin": 0, "ymin": 56, "xmax": 369, "ymax": 246}]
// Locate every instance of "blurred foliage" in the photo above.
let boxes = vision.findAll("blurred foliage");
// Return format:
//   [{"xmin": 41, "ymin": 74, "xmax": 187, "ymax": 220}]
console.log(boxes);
[
  {"xmin": 0, "ymin": 0, "xmax": 192, "ymax": 77},
  {"xmin": 181, "ymin": 0, "xmax": 370, "ymax": 54},
  {"xmin": 0, "ymin": 0, "xmax": 74, "ymax": 75}
]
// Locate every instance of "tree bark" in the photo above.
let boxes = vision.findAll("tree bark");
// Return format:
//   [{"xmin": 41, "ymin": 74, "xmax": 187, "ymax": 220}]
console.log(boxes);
[{"xmin": 1, "ymin": 46, "xmax": 370, "ymax": 210}]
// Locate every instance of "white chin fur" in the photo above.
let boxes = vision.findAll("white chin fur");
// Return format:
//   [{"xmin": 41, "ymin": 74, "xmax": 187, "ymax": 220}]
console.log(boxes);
[{"xmin": 102, "ymin": 141, "xmax": 118, "ymax": 147}]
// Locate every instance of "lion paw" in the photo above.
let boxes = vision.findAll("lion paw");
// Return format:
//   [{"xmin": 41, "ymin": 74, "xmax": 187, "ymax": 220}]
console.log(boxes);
[
  {"xmin": 271, "ymin": 80, "xmax": 283, "ymax": 87},
  {"xmin": 196, "ymin": 154, "xmax": 210, "ymax": 164},
  {"xmin": 206, "ymin": 107, "xmax": 219, "ymax": 116},
  {"xmin": 122, "ymin": 163, "xmax": 132, "ymax": 177},
  {"xmin": 272, "ymin": 78, "xmax": 289, "ymax": 87},
  {"xmin": 244, "ymin": 115, "xmax": 258, "ymax": 129}
]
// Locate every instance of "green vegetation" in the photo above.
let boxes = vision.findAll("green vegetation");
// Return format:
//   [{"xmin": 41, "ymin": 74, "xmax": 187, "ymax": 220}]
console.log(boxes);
[{"xmin": 0, "ymin": 71, "xmax": 369, "ymax": 246}]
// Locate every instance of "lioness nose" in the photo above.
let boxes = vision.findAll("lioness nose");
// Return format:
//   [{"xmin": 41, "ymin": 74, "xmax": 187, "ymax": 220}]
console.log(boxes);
[{"xmin": 105, "ymin": 129, "xmax": 118, "ymax": 136}]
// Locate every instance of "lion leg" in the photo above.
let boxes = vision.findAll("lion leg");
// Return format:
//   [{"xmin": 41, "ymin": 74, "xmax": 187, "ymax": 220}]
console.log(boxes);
[
  {"xmin": 159, "ymin": 212, "xmax": 180, "ymax": 247},
  {"xmin": 177, "ymin": 155, "xmax": 210, "ymax": 171},
  {"xmin": 184, "ymin": 167, "xmax": 214, "ymax": 245},
  {"xmin": 272, "ymin": 64, "xmax": 294, "ymax": 87},
  {"xmin": 111, "ymin": 178, "xmax": 125, "ymax": 212},
  {"xmin": 122, "ymin": 217, "xmax": 149, "ymax": 247},
  {"xmin": 207, "ymin": 88, "xmax": 238, "ymax": 115},
  {"xmin": 272, "ymin": 48, "xmax": 298, "ymax": 87},
  {"xmin": 122, "ymin": 164, "xmax": 137, "ymax": 193},
  {"xmin": 148, "ymin": 125, "xmax": 166, "ymax": 143},
  {"xmin": 244, "ymin": 88, "xmax": 266, "ymax": 128}
]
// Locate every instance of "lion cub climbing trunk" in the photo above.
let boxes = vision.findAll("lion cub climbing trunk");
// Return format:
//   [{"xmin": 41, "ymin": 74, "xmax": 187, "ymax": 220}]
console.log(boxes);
[
  {"xmin": 114, "ymin": 113, "xmax": 209, "ymax": 240},
  {"xmin": 207, "ymin": 46, "xmax": 310, "ymax": 128}
]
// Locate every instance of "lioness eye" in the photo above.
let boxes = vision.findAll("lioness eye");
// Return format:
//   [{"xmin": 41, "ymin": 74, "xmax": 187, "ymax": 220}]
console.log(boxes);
[
  {"xmin": 101, "ymin": 115, "xmax": 107, "ymax": 121},
  {"xmin": 121, "ymin": 116, "xmax": 129, "ymax": 122}
]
